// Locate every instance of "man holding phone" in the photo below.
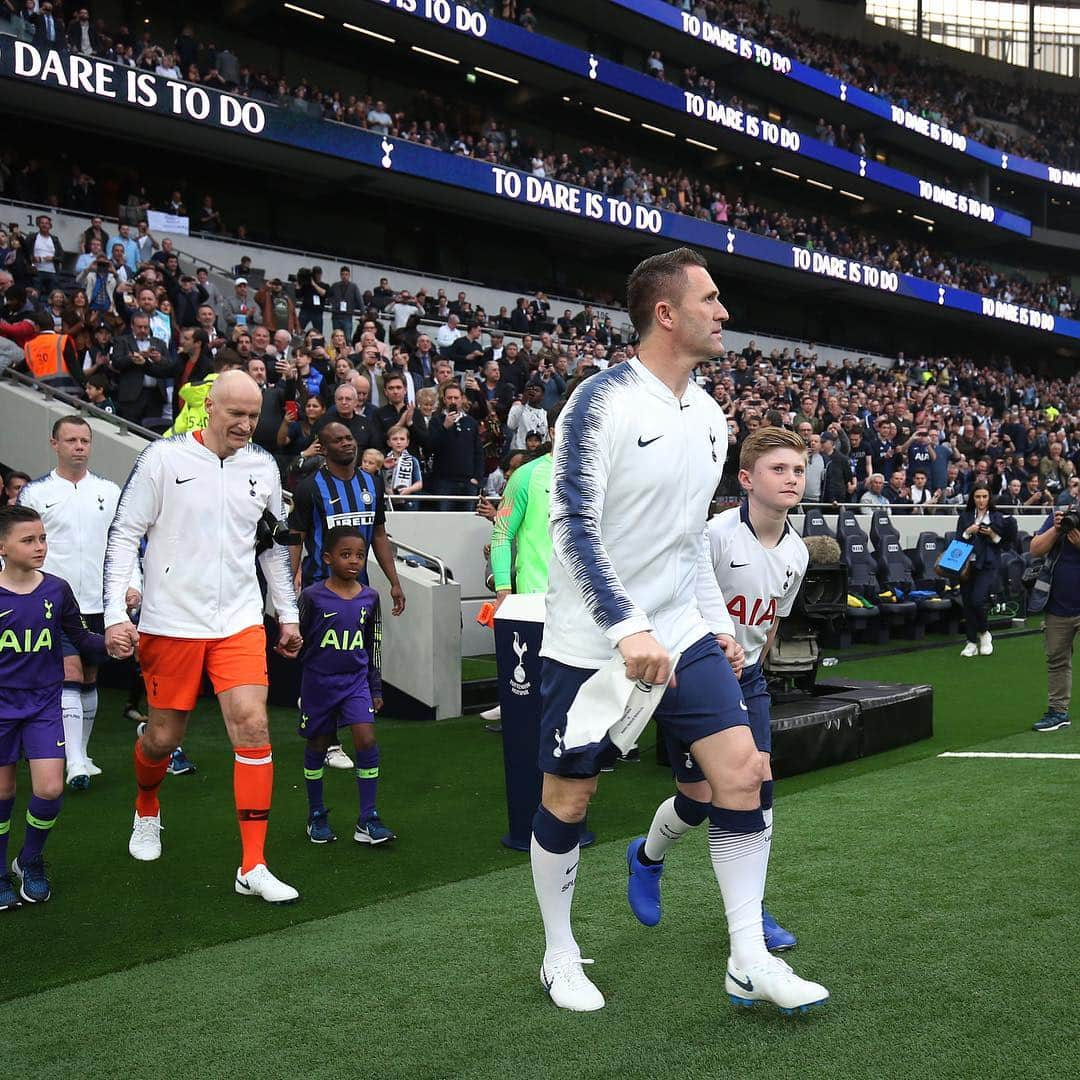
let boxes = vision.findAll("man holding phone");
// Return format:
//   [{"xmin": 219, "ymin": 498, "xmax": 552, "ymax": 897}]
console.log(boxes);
[
  {"xmin": 111, "ymin": 312, "xmax": 176, "ymax": 424},
  {"xmin": 430, "ymin": 383, "xmax": 484, "ymax": 511}
]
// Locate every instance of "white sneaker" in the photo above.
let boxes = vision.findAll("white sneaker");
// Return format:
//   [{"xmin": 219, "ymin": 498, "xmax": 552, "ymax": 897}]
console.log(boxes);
[
  {"xmin": 540, "ymin": 955, "xmax": 605, "ymax": 1012},
  {"xmin": 325, "ymin": 745, "xmax": 354, "ymax": 770},
  {"xmin": 128, "ymin": 812, "xmax": 163, "ymax": 861},
  {"xmin": 85, "ymin": 759, "xmax": 103, "ymax": 777},
  {"xmin": 480, "ymin": 705, "xmax": 501, "ymax": 721},
  {"xmin": 234, "ymin": 864, "xmax": 300, "ymax": 905},
  {"xmin": 725, "ymin": 954, "xmax": 829, "ymax": 1014},
  {"xmin": 978, "ymin": 631, "xmax": 993, "ymax": 656},
  {"xmin": 960, "ymin": 642, "xmax": 978, "ymax": 657}
]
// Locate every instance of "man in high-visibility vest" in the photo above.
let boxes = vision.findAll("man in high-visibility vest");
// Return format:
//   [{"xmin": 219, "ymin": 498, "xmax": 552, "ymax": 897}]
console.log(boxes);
[{"xmin": 19, "ymin": 311, "xmax": 80, "ymax": 391}]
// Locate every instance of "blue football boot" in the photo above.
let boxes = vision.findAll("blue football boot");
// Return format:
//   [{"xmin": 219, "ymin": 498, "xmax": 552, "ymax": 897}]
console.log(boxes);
[
  {"xmin": 763, "ymin": 907, "xmax": 797, "ymax": 952},
  {"xmin": 626, "ymin": 836, "xmax": 664, "ymax": 926}
]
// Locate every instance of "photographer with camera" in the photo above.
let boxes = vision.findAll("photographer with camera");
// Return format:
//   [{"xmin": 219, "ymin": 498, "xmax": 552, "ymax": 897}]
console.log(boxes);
[
  {"xmin": 956, "ymin": 483, "xmax": 1017, "ymax": 658},
  {"xmin": 1027, "ymin": 501, "xmax": 1080, "ymax": 731},
  {"xmin": 295, "ymin": 267, "xmax": 327, "ymax": 333}
]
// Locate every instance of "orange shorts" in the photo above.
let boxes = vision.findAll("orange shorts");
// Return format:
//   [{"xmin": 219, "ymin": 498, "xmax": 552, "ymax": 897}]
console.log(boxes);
[{"xmin": 139, "ymin": 625, "xmax": 268, "ymax": 712}]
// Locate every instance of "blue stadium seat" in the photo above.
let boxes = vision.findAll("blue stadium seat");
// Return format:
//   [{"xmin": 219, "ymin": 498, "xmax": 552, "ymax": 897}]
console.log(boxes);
[{"xmin": 801, "ymin": 508, "xmax": 831, "ymax": 537}]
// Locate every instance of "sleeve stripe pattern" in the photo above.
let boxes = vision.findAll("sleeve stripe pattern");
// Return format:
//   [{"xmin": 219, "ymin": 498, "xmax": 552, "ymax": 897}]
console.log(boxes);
[{"xmin": 549, "ymin": 364, "xmax": 640, "ymax": 633}]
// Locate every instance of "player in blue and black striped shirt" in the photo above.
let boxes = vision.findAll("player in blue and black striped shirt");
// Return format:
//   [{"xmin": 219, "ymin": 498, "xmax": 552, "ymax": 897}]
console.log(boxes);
[{"xmin": 296, "ymin": 526, "xmax": 395, "ymax": 846}]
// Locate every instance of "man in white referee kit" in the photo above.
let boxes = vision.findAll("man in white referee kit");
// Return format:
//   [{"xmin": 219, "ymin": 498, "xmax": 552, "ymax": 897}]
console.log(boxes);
[{"xmin": 529, "ymin": 248, "xmax": 828, "ymax": 1014}]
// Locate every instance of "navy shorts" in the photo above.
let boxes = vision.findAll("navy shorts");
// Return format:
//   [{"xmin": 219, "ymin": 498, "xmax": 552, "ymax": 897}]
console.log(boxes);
[
  {"xmin": 298, "ymin": 679, "xmax": 375, "ymax": 739},
  {"xmin": 539, "ymin": 634, "xmax": 750, "ymax": 779},
  {"xmin": 61, "ymin": 612, "xmax": 105, "ymax": 660},
  {"xmin": 0, "ymin": 687, "xmax": 64, "ymax": 766},
  {"xmin": 664, "ymin": 661, "xmax": 771, "ymax": 783}
]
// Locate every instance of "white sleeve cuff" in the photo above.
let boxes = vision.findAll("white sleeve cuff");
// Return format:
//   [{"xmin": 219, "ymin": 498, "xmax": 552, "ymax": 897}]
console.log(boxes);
[{"xmin": 604, "ymin": 614, "xmax": 654, "ymax": 648}]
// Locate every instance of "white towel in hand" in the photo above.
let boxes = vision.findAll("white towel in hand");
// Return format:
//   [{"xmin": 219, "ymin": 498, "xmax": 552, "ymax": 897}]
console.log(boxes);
[{"xmin": 562, "ymin": 652, "xmax": 680, "ymax": 756}]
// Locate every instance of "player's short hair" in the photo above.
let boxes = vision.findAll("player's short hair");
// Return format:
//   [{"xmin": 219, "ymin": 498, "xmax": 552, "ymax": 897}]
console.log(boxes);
[
  {"xmin": 323, "ymin": 525, "xmax": 366, "ymax": 554},
  {"xmin": 383, "ymin": 372, "xmax": 406, "ymax": 389},
  {"xmin": 362, "ymin": 448, "xmax": 385, "ymax": 466},
  {"xmin": 626, "ymin": 247, "xmax": 708, "ymax": 336},
  {"xmin": 0, "ymin": 504, "xmax": 41, "ymax": 539},
  {"xmin": 51, "ymin": 414, "xmax": 92, "ymax": 440},
  {"xmin": 386, "ymin": 425, "xmax": 409, "ymax": 440},
  {"xmin": 739, "ymin": 426, "xmax": 808, "ymax": 473}
]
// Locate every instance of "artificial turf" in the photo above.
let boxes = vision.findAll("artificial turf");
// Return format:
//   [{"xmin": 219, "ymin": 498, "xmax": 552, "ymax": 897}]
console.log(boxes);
[{"xmin": 4, "ymin": 633, "xmax": 1078, "ymax": 1078}]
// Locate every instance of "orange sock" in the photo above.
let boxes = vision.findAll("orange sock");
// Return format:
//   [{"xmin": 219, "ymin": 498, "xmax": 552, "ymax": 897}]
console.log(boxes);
[
  {"xmin": 234, "ymin": 745, "xmax": 273, "ymax": 874},
  {"xmin": 134, "ymin": 739, "xmax": 170, "ymax": 817}
]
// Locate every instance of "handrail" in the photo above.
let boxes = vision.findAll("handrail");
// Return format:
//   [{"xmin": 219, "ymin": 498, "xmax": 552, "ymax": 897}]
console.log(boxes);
[
  {"xmin": 385, "ymin": 537, "xmax": 450, "ymax": 584},
  {"xmin": 1, "ymin": 368, "xmax": 160, "ymax": 440}
]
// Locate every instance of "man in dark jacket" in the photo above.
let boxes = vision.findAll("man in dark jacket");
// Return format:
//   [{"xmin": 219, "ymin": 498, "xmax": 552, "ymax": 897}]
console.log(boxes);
[
  {"xmin": 109, "ymin": 313, "xmax": 176, "ymax": 423},
  {"xmin": 431, "ymin": 383, "xmax": 484, "ymax": 511},
  {"xmin": 819, "ymin": 431, "xmax": 855, "ymax": 505}
]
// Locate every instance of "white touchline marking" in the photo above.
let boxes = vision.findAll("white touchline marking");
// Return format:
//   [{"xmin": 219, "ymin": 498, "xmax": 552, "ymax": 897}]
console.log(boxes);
[{"xmin": 939, "ymin": 752, "xmax": 1080, "ymax": 760}]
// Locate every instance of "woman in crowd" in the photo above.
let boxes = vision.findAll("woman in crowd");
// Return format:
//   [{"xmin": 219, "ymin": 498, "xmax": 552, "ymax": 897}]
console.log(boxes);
[{"xmin": 956, "ymin": 483, "xmax": 1017, "ymax": 658}]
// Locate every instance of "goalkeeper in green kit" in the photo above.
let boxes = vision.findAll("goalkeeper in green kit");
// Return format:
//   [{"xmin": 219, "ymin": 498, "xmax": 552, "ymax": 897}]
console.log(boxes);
[{"xmin": 489, "ymin": 406, "xmax": 561, "ymax": 614}]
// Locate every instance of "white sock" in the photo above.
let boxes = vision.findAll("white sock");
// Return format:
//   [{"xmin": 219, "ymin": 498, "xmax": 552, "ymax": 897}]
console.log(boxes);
[
  {"xmin": 708, "ymin": 820, "xmax": 772, "ymax": 969},
  {"xmin": 643, "ymin": 796, "xmax": 697, "ymax": 862},
  {"xmin": 530, "ymin": 835, "xmax": 581, "ymax": 962},
  {"xmin": 61, "ymin": 686, "xmax": 85, "ymax": 772},
  {"xmin": 80, "ymin": 686, "xmax": 98, "ymax": 762}
]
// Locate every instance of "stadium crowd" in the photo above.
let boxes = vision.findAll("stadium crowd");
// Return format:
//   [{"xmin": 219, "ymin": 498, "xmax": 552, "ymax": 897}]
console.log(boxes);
[
  {"xmin": 666, "ymin": 0, "xmax": 1080, "ymax": 169},
  {"xmin": 2, "ymin": 215, "xmax": 1080, "ymax": 518},
  {"xmin": 0, "ymin": 12, "xmax": 1076, "ymax": 321}
]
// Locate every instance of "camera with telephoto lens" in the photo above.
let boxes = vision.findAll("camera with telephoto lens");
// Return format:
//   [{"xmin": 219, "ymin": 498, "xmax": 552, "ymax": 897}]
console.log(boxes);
[
  {"xmin": 255, "ymin": 508, "xmax": 293, "ymax": 555},
  {"xmin": 1060, "ymin": 505, "xmax": 1080, "ymax": 534}
]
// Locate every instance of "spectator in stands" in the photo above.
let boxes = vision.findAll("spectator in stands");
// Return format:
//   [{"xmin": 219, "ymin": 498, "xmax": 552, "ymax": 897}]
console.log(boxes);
[
  {"xmin": 1, "ymin": 471, "xmax": 30, "ymax": 506},
  {"xmin": 196, "ymin": 194, "xmax": 223, "ymax": 234},
  {"xmin": 84, "ymin": 371, "xmax": 116, "ymax": 413},
  {"xmin": 409, "ymin": 387, "xmax": 440, "ymax": 476},
  {"xmin": 278, "ymin": 394, "xmax": 326, "ymax": 462},
  {"xmin": 1040, "ymin": 442, "xmax": 1075, "ymax": 495},
  {"xmin": 410, "ymin": 332, "xmax": 439, "ymax": 385},
  {"xmin": 22, "ymin": 214, "xmax": 62, "ymax": 295},
  {"xmin": 327, "ymin": 266, "xmax": 363, "ymax": 338},
  {"xmin": 436, "ymin": 313, "xmax": 462, "ymax": 356},
  {"xmin": 909, "ymin": 469, "xmax": 939, "ymax": 514},
  {"xmin": 196, "ymin": 268, "xmax": 224, "ymax": 317},
  {"xmin": 449, "ymin": 323, "xmax": 485, "ymax": 372},
  {"xmin": 319, "ymin": 383, "xmax": 378, "ymax": 456},
  {"xmin": 998, "ymin": 477, "xmax": 1025, "ymax": 510},
  {"xmin": 221, "ymin": 278, "xmax": 261, "ymax": 335},
  {"xmin": 294, "ymin": 267, "xmax": 326, "ymax": 332},
  {"xmin": 246, "ymin": 356, "xmax": 297, "ymax": 458},
  {"xmin": 31, "ymin": 0, "xmax": 62, "ymax": 49},
  {"xmin": 506, "ymin": 380, "xmax": 547, "ymax": 452},
  {"xmin": 255, "ymin": 279, "xmax": 298, "ymax": 334},
  {"xmin": 110, "ymin": 311, "xmax": 174, "ymax": 423},
  {"xmin": 80, "ymin": 217, "xmax": 109, "ymax": 256},
  {"xmin": 373, "ymin": 372, "xmax": 412, "ymax": 434},
  {"xmin": 388, "ymin": 290, "xmax": 423, "ymax": 333},
  {"xmin": 957, "ymin": 484, "xmax": 1016, "ymax": 658},
  {"xmin": 885, "ymin": 469, "xmax": 912, "ymax": 513},
  {"xmin": 818, "ymin": 430, "xmax": 854, "ymax": 506},
  {"xmin": 859, "ymin": 473, "xmax": 889, "ymax": 514},
  {"xmin": 802, "ymin": 432, "xmax": 824, "ymax": 504},
  {"xmin": 383, "ymin": 425, "xmax": 423, "ymax": 510},
  {"xmin": 0, "ymin": 227, "xmax": 30, "ymax": 288},
  {"xmin": 430, "ymin": 382, "xmax": 483, "ymax": 511}
]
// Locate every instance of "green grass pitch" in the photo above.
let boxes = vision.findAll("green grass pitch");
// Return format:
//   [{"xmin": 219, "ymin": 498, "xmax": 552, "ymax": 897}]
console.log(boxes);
[{"xmin": 3, "ymin": 633, "xmax": 1079, "ymax": 1078}]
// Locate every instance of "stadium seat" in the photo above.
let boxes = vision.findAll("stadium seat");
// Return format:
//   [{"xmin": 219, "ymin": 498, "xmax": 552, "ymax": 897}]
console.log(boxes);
[
  {"xmin": 838, "ymin": 533, "xmax": 887, "ymax": 643},
  {"xmin": 911, "ymin": 531, "xmax": 963, "ymax": 632},
  {"xmin": 801, "ymin": 508, "xmax": 831, "ymax": 537},
  {"xmin": 835, "ymin": 509, "xmax": 868, "ymax": 545},
  {"xmin": 874, "ymin": 535, "xmax": 951, "ymax": 637},
  {"xmin": 867, "ymin": 509, "xmax": 900, "ymax": 552}
]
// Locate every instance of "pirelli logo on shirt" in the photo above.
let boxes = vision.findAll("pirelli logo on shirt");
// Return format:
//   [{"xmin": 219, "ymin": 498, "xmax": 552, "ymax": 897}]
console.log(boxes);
[{"xmin": 327, "ymin": 511, "xmax": 376, "ymax": 529}]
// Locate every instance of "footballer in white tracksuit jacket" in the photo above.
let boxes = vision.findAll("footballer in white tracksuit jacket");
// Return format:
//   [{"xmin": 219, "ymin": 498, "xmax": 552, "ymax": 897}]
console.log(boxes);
[
  {"xmin": 102, "ymin": 432, "xmax": 298, "ymax": 638},
  {"xmin": 539, "ymin": 356, "xmax": 745, "ymax": 777}
]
